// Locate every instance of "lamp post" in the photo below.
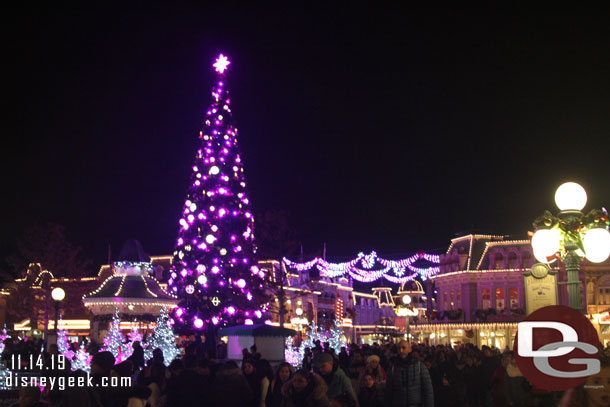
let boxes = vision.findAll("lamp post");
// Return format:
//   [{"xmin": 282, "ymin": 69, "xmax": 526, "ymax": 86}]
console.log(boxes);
[
  {"xmin": 291, "ymin": 307, "xmax": 307, "ymax": 346},
  {"xmin": 51, "ymin": 287, "xmax": 65, "ymax": 333},
  {"xmin": 531, "ymin": 182, "xmax": 610, "ymax": 310},
  {"xmin": 395, "ymin": 295, "xmax": 418, "ymax": 343},
  {"xmin": 403, "ymin": 295, "xmax": 411, "ymax": 342}
]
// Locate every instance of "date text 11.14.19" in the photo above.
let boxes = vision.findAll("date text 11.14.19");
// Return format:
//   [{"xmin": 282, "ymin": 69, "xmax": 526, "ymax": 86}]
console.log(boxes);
[{"xmin": 11, "ymin": 354, "xmax": 66, "ymax": 370}]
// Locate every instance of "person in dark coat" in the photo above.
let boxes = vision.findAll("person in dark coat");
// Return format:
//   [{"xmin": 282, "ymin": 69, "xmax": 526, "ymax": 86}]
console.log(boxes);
[
  {"xmin": 127, "ymin": 341, "xmax": 145, "ymax": 371},
  {"xmin": 314, "ymin": 353, "xmax": 356, "ymax": 402},
  {"xmin": 268, "ymin": 362, "xmax": 293, "ymax": 407},
  {"xmin": 166, "ymin": 354, "xmax": 208, "ymax": 407},
  {"xmin": 384, "ymin": 340, "xmax": 433, "ymax": 407},
  {"xmin": 213, "ymin": 361, "xmax": 254, "ymax": 407},
  {"xmin": 281, "ymin": 369, "xmax": 331, "ymax": 407},
  {"xmin": 504, "ymin": 354, "xmax": 529, "ymax": 407},
  {"xmin": 358, "ymin": 373, "xmax": 384, "ymax": 407},
  {"xmin": 490, "ymin": 354, "xmax": 510, "ymax": 407},
  {"xmin": 243, "ymin": 358, "xmax": 262, "ymax": 407}
]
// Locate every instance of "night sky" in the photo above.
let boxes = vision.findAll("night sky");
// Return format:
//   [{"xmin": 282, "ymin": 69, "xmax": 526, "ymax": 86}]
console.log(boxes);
[{"xmin": 3, "ymin": 6, "xmax": 610, "ymax": 270}]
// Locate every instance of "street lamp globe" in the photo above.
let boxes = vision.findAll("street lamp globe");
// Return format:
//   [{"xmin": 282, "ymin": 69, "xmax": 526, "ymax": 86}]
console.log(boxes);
[
  {"xmin": 295, "ymin": 307, "xmax": 303, "ymax": 316},
  {"xmin": 583, "ymin": 228, "xmax": 610, "ymax": 263},
  {"xmin": 51, "ymin": 287, "xmax": 65, "ymax": 302},
  {"xmin": 555, "ymin": 182, "xmax": 587, "ymax": 211},
  {"xmin": 402, "ymin": 295, "xmax": 411, "ymax": 305},
  {"xmin": 531, "ymin": 229, "xmax": 561, "ymax": 263}
]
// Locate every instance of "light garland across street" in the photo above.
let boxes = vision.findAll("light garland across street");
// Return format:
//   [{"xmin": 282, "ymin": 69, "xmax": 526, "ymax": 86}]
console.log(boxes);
[{"xmin": 283, "ymin": 251, "xmax": 440, "ymax": 283}]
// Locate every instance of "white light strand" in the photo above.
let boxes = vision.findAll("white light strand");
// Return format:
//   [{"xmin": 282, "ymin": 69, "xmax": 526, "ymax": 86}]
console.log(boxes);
[{"xmin": 283, "ymin": 250, "xmax": 440, "ymax": 282}]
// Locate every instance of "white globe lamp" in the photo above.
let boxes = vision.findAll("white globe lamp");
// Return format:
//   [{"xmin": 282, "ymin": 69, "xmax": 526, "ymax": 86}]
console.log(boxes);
[
  {"xmin": 531, "ymin": 229, "xmax": 561, "ymax": 263},
  {"xmin": 402, "ymin": 295, "xmax": 412, "ymax": 305},
  {"xmin": 51, "ymin": 287, "xmax": 66, "ymax": 302},
  {"xmin": 555, "ymin": 182, "xmax": 587, "ymax": 211},
  {"xmin": 583, "ymin": 228, "xmax": 610, "ymax": 263}
]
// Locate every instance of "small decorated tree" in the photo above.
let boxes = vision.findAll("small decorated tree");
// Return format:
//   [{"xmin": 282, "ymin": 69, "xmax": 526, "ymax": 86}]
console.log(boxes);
[
  {"xmin": 144, "ymin": 308, "xmax": 180, "ymax": 365},
  {"xmin": 0, "ymin": 324, "xmax": 9, "ymax": 356},
  {"xmin": 127, "ymin": 323, "xmax": 143, "ymax": 343},
  {"xmin": 0, "ymin": 325, "xmax": 10, "ymax": 389},
  {"xmin": 101, "ymin": 309, "xmax": 132, "ymax": 364},
  {"xmin": 284, "ymin": 320, "xmax": 346, "ymax": 367},
  {"xmin": 57, "ymin": 326, "xmax": 75, "ymax": 360},
  {"xmin": 71, "ymin": 343, "xmax": 92, "ymax": 372},
  {"xmin": 284, "ymin": 336, "xmax": 304, "ymax": 368}
]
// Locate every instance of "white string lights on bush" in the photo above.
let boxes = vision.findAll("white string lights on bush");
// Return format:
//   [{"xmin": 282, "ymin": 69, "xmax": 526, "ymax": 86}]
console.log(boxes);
[{"xmin": 283, "ymin": 251, "xmax": 440, "ymax": 283}]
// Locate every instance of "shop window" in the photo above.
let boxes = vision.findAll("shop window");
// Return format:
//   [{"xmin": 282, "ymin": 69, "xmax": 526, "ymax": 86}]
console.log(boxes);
[
  {"xmin": 509, "ymin": 288, "xmax": 519, "ymax": 309},
  {"xmin": 496, "ymin": 288, "xmax": 505, "ymax": 310},
  {"xmin": 482, "ymin": 288, "xmax": 491, "ymax": 309}
]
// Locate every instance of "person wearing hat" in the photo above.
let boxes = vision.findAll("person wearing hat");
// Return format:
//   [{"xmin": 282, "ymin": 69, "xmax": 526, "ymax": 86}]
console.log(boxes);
[
  {"xmin": 314, "ymin": 352, "xmax": 357, "ymax": 404},
  {"xmin": 359, "ymin": 355, "xmax": 386, "ymax": 385}
]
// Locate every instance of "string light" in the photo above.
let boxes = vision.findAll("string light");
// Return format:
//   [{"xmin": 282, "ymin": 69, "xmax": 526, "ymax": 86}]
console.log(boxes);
[{"xmin": 283, "ymin": 251, "xmax": 440, "ymax": 282}]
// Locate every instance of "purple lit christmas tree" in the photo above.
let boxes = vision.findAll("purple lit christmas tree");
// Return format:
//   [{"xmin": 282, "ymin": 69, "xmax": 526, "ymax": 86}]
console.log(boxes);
[{"xmin": 169, "ymin": 54, "xmax": 268, "ymax": 331}]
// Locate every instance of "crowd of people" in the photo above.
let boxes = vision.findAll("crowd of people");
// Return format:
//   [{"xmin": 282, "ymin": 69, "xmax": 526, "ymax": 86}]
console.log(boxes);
[{"xmin": 2, "ymin": 336, "xmax": 610, "ymax": 407}]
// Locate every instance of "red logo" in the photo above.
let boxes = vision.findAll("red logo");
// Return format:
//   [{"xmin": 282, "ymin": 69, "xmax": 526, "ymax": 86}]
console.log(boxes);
[{"xmin": 513, "ymin": 305, "xmax": 600, "ymax": 391}]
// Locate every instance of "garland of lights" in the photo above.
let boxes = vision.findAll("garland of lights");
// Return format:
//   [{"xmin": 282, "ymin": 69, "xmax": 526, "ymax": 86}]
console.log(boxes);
[{"xmin": 283, "ymin": 251, "xmax": 440, "ymax": 282}]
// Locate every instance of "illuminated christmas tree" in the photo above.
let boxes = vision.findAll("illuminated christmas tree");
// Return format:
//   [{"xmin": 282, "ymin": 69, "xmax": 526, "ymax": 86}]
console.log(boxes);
[
  {"xmin": 127, "ymin": 323, "xmax": 143, "ymax": 343},
  {"xmin": 284, "ymin": 321, "xmax": 346, "ymax": 367},
  {"xmin": 0, "ymin": 324, "xmax": 10, "ymax": 356},
  {"xmin": 71, "ymin": 343, "xmax": 92, "ymax": 372},
  {"xmin": 144, "ymin": 308, "xmax": 180, "ymax": 365},
  {"xmin": 0, "ymin": 326, "xmax": 10, "ymax": 389},
  {"xmin": 169, "ymin": 53, "xmax": 268, "ymax": 331},
  {"xmin": 57, "ymin": 326, "xmax": 75, "ymax": 360},
  {"xmin": 101, "ymin": 310, "xmax": 131, "ymax": 364}
]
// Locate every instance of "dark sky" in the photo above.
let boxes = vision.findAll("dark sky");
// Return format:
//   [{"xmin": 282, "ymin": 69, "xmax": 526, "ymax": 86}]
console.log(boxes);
[{"xmin": 3, "ymin": 5, "xmax": 610, "ymax": 269}]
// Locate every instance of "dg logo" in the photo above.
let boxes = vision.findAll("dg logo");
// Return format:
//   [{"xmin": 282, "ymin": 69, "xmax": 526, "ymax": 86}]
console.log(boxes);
[{"xmin": 514, "ymin": 305, "xmax": 600, "ymax": 391}]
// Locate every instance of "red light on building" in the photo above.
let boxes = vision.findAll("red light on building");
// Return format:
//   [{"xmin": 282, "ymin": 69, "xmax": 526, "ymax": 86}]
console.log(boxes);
[{"xmin": 334, "ymin": 299, "xmax": 344, "ymax": 324}]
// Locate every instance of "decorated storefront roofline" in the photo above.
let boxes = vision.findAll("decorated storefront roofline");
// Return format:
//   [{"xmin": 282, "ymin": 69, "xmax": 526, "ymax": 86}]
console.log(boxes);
[
  {"xmin": 430, "ymin": 266, "xmax": 560, "ymax": 279},
  {"xmin": 446, "ymin": 234, "xmax": 506, "ymax": 253},
  {"xmin": 475, "ymin": 240, "xmax": 531, "ymax": 270},
  {"xmin": 410, "ymin": 322, "xmax": 519, "ymax": 331},
  {"xmin": 283, "ymin": 251, "xmax": 440, "ymax": 283}
]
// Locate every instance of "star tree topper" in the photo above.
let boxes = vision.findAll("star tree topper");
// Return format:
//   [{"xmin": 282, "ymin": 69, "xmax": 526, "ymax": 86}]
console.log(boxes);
[{"xmin": 213, "ymin": 54, "xmax": 230, "ymax": 74}]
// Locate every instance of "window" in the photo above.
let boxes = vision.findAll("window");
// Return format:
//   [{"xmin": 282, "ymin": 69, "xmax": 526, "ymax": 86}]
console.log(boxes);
[
  {"xmin": 587, "ymin": 282, "xmax": 595, "ymax": 305},
  {"xmin": 509, "ymin": 288, "xmax": 519, "ymax": 309},
  {"xmin": 457, "ymin": 290, "xmax": 461, "ymax": 308},
  {"xmin": 522, "ymin": 251, "xmax": 533, "ymax": 268},
  {"xmin": 508, "ymin": 252, "xmax": 518, "ymax": 269},
  {"xmin": 494, "ymin": 253, "xmax": 504, "ymax": 270},
  {"xmin": 496, "ymin": 288, "xmax": 505, "ymax": 310},
  {"xmin": 450, "ymin": 292, "xmax": 455, "ymax": 309},
  {"xmin": 443, "ymin": 293, "xmax": 448, "ymax": 309},
  {"xmin": 482, "ymin": 288, "xmax": 491, "ymax": 309}
]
